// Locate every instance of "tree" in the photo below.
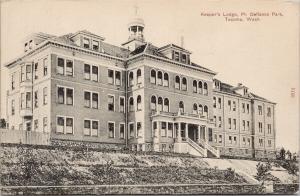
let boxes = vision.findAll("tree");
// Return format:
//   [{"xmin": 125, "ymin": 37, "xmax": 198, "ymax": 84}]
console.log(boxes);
[
  {"xmin": 279, "ymin": 147, "xmax": 286, "ymax": 160},
  {"xmin": 255, "ymin": 162, "xmax": 272, "ymax": 182},
  {"xmin": 286, "ymin": 150, "xmax": 292, "ymax": 160},
  {"xmin": 0, "ymin": 118, "xmax": 6, "ymax": 128}
]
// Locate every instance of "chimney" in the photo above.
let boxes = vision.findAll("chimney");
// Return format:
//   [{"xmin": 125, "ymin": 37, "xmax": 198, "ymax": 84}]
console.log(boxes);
[{"xmin": 180, "ymin": 36, "xmax": 184, "ymax": 48}]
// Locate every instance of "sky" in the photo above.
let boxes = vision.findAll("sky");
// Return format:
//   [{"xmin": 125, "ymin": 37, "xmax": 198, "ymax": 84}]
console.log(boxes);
[{"xmin": 0, "ymin": 0, "xmax": 299, "ymax": 152}]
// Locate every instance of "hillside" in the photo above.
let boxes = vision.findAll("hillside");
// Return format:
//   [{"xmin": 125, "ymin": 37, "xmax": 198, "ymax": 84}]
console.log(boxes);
[{"xmin": 0, "ymin": 144, "xmax": 297, "ymax": 186}]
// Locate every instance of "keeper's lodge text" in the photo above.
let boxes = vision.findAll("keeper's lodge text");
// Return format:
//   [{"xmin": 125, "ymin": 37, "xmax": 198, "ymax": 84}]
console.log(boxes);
[{"xmin": 200, "ymin": 12, "xmax": 283, "ymax": 22}]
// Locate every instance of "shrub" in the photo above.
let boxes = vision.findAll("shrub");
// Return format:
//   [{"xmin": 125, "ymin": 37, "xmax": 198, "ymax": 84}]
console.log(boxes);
[
  {"xmin": 255, "ymin": 162, "xmax": 272, "ymax": 181},
  {"xmin": 224, "ymin": 167, "xmax": 236, "ymax": 181}
]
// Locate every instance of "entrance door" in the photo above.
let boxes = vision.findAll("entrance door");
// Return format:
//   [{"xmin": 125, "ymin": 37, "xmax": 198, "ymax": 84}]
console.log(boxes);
[
  {"xmin": 200, "ymin": 126, "xmax": 206, "ymax": 140},
  {"xmin": 188, "ymin": 124, "xmax": 198, "ymax": 141}
]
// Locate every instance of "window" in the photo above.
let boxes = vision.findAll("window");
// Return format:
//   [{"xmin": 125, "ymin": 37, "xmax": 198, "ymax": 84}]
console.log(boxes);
[
  {"xmin": 11, "ymin": 73, "xmax": 15, "ymax": 90},
  {"xmin": 267, "ymin": 107, "xmax": 271, "ymax": 117},
  {"xmin": 108, "ymin": 122, "xmax": 115, "ymax": 138},
  {"xmin": 246, "ymin": 104, "xmax": 250, "ymax": 113},
  {"xmin": 11, "ymin": 99, "xmax": 15, "ymax": 115},
  {"xmin": 108, "ymin": 95, "xmax": 115, "ymax": 111},
  {"xmin": 163, "ymin": 73, "xmax": 169, "ymax": 87},
  {"xmin": 242, "ymin": 120, "xmax": 246, "ymax": 130},
  {"xmin": 129, "ymin": 123, "xmax": 134, "ymax": 138},
  {"xmin": 84, "ymin": 91, "xmax": 91, "ymax": 107},
  {"xmin": 198, "ymin": 81, "xmax": 203, "ymax": 94},
  {"xmin": 233, "ymin": 136, "xmax": 237, "ymax": 144},
  {"xmin": 218, "ymin": 116, "xmax": 222, "ymax": 128},
  {"xmin": 157, "ymin": 71, "xmax": 163, "ymax": 85},
  {"xmin": 119, "ymin": 123, "xmax": 125, "ymax": 139},
  {"xmin": 203, "ymin": 82, "xmax": 208, "ymax": 95},
  {"xmin": 43, "ymin": 117, "xmax": 47, "ymax": 132},
  {"xmin": 164, "ymin": 98, "xmax": 169, "ymax": 112},
  {"xmin": 259, "ymin": 138, "xmax": 264, "ymax": 146},
  {"xmin": 157, "ymin": 97, "xmax": 163, "ymax": 112},
  {"xmin": 228, "ymin": 100, "xmax": 231, "ymax": 110},
  {"xmin": 229, "ymin": 136, "xmax": 232, "ymax": 144},
  {"xmin": 83, "ymin": 37, "xmax": 90, "ymax": 48},
  {"xmin": 268, "ymin": 140, "xmax": 272, "ymax": 147},
  {"xmin": 175, "ymin": 76, "xmax": 180, "ymax": 89},
  {"xmin": 34, "ymin": 62, "xmax": 38, "ymax": 79},
  {"xmin": 204, "ymin": 106, "xmax": 208, "ymax": 118},
  {"xmin": 57, "ymin": 58, "xmax": 65, "ymax": 75},
  {"xmin": 182, "ymin": 77, "xmax": 187, "ymax": 91},
  {"xmin": 137, "ymin": 122, "xmax": 142, "ymax": 137},
  {"xmin": 84, "ymin": 64, "xmax": 91, "ymax": 80},
  {"xmin": 247, "ymin": 138, "xmax": 251, "ymax": 146},
  {"xmin": 182, "ymin": 54, "xmax": 187, "ymax": 63},
  {"xmin": 119, "ymin": 97, "xmax": 125, "ymax": 113},
  {"xmin": 258, "ymin": 105, "xmax": 262, "ymax": 115},
  {"xmin": 29, "ymin": 40, "xmax": 33, "ymax": 49},
  {"xmin": 34, "ymin": 119, "xmax": 38, "ymax": 131},
  {"xmin": 43, "ymin": 87, "xmax": 48, "ymax": 105},
  {"xmin": 161, "ymin": 122, "xmax": 167, "ymax": 137},
  {"xmin": 179, "ymin": 101, "xmax": 184, "ymax": 113},
  {"xmin": 43, "ymin": 58, "xmax": 48, "ymax": 76},
  {"xmin": 199, "ymin": 104, "xmax": 203, "ymax": 115},
  {"xmin": 108, "ymin": 69, "xmax": 114, "ymax": 84},
  {"xmin": 57, "ymin": 86, "xmax": 73, "ymax": 105},
  {"xmin": 92, "ymin": 40, "xmax": 99, "ymax": 51},
  {"xmin": 150, "ymin": 70, "xmax": 156, "ymax": 84},
  {"xmin": 242, "ymin": 103, "xmax": 245, "ymax": 113},
  {"xmin": 247, "ymin": 121, "xmax": 250, "ymax": 130},
  {"xmin": 21, "ymin": 93, "xmax": 25, "ymax": 109},
  {"xmin": 228, "ymin": 118, "xmax": 232, "ymax": 129},
  {"xmin": 91, "ymin": 66, "xmax": 98, "ymax": 81},
  {"xmin": 193, "ymin": 80, "xmax": 197, "ymax": 93},
  {"xmin": 214, "ymin": 116, "xmax": 217, "ymax": 126},
  {"xmin": 84, "ymin": 120, "xmax": 98, "ymax": 136},
  {"xmin": 208, "ymin": 128, "xmax": 213, "ymax": 141},
  {"xmin": 233, "ymin": 101, "xmax": 236, "ymax": 111},
  {"xmin": 214, "ymin": 134, "xmax": 217, "ymax": 143},
  {"xmin": 219, "ymin": 135, "xmax": 222, "ymax": 143},
  {"xmin": 233, "ymin": 119, "xmax": 236, "ymax": 130},
  {"xmin": 129, "ymin": 97, "xmax": 134, "ymax": 112},
  {"xmin": 26, "ymin": 92, "xmax": 31, "ymax": 108},
  {"xmin": 115, "ymin": 71, "xmax": 121, "ymax": 86},
  {"xmin": 243, "ymin": 137, "xmax": 246, "ymax": 145},
  {"xmin": 218, "ymin": 98, "xmax": 221, "ymax": 109},
  {"xmin": 66, "ymin": 117, "xmax": 74, "ymax": 134},
  {"xmin": 267, "ymin": 124, "xmax": 272, "ymax": 134},
  {"xmin": 213, "ymin": 97, "xmax": 216, "ymax": 108},
  {"xmin": 129, "ymin": 71, "xmax": 134, "ymax": 86},
  {"xmin": 92, "ymin": 93, "xmax": 99, "ymax": 109},
  {"xmin": 151, "ymin": 96, "xmax": 156, "ymax": 110},
  {"xmin": 259, "ymin": 122, "xmax": 263, "ymax": 132},
  {"xmin": 57, "ymin": 116, "xmax": 64, "ymax": 133},
  {"xmin": 193, "ymin": 103, "xmax": 198, "ymax": 114},
  {"xmin": 134, "ymin": 69, "xmax": 141, "ymax": 85},
  {"xmin": 26, "ymin": 64, "xmax": 32, "ymax": 80},
  {"xmin": 137, "ymin": 95, "xmax": 142, "ymax": 111},
  {"xmin": 168, "ymin": 123, "xmax": 173, "ymax": 138},
  {"xmin": 21, "ymin": 65, "xmax": 25, "ymax": 82},
  {"xmin": 34, "ymin": 91, "xmax": 38, "ymax": 108},
  {"xmin": 174, "ymin": 51, "xmax": 179, "ymax": 61}
]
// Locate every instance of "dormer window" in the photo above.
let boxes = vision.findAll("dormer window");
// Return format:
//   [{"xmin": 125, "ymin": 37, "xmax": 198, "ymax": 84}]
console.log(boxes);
[
  {"xmin": 182, "ymin": 54, "xmax": 187, "ymax": 63},
  {"xmin": 244, "ymin": 88, "xmax": 248, "ymax": 95},
  {"xmin": 92, "ymin": 40, "xmax": 99, "ymax": 51},
  {"xmin": 174, "ymin": 51, "xmax": 179, "ymax": 61},
  {"xmin": 24, "ymin": 43, "xmax": 28, "ymax": 52},
  {"xmin": 83, "ymin": 37, "xmax": 90, "ymax": 49},
  {"xmin": 29, "ymin": 40, "xmax": 33, "ymax": 49}
]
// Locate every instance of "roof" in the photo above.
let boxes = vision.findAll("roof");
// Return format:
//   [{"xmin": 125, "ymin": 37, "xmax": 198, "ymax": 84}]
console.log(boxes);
[
  {"xmin": 159, "ymin": 44, "xmax": 191, "ymax": 54},
  {"xmin": 70, "ymin": 30, "xmax": 105, "ymax": 41}
]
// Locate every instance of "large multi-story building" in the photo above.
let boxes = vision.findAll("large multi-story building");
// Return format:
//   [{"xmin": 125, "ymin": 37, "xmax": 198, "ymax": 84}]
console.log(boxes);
[{"xmin": 3, "ymin": 14, "xmax": 276, "ymax": 159}]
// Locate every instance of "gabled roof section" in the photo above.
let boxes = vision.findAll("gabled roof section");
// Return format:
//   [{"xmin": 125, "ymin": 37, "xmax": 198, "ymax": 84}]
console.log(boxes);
[
  {"xmin": 158, "ymin": 43, "xmax": 192, "ymax": 54},
  {"xmin": 129, "ymin": 42, "xmax": 168, "ymax": 59},
  {"xmin": 191, "ymin": 62, "xmax": 215, "ymax": 73},
  {"xmin": 101, "ymin": 42, "xmax": 130, "ymax": 58},
  {"xmin": 70, "ymin": 30, "xmax": 105, "ymax": 41}
]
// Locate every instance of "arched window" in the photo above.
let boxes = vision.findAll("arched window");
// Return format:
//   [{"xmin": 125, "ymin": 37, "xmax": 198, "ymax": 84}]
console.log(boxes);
[
  {"xmin": 199, "ymin": 104, "xmax": 203, "ymax": 115},
  {"xmin": 193, "ymin": 103, "xmax": 198, "ymax": 114},
  {"xmin": 129, "ymin": 72, "xmax": 134, "ymax": 86},
  {"xmin": 175, "ymin": 76, "xmax": 180, "ymax": 89},
  {"xmin": 163, "ymin": 98, "xmax": 169, "ymax": 112},
  {"xmin": 163, "ymin": 73, "xmax": 169, "ymax": 87},
  {"xmin": 179, "ymin": 101, "xmax": 184, "ymax": 113},
  {"xmin": 137, "ymin": 95, "xmax": 142, "ymax": 111},
  {"xmin": 198, "ymin": 81, "xmax": 203, "ymax": 94},
  {"xmin": 204, "ymin": 105, "xmax": 208, "ymax": 118},
  {"xmin": 182, "ymin": 77, "xmax": 187, "ymax": 91},
  {"xmin": 150, "ymin": 70, "xmax": 156, "ymax": 84},
  {"xmin": 157, "ymin": 71, "xmax": 163, "ymax": 86},
  {"xmin": 129, "ymin": 97, "xmax": 134, "ymax": 112},
  {"xmin": 151, "ymin": 95, "xmax": 157, "ymax": 110},
  {"xmin": 203, "ymin": 82, "xmax": 208, "ymax": 95},
  {"xmin": 158, "ymin": 97, "xmax": 163, "ymax": 111},
  {"xmin": 193, "ymin": 80, "xmax": 197, "ymax": 93},
  {"xmin": 137, "ymin": 69, "xmax": 142, "ymax": 84}
]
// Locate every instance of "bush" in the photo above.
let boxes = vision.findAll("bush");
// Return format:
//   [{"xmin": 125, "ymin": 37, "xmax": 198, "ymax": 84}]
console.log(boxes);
[
  {"xmin": 255, "ymin": 162, "xmax": 272, "ymax": 181},
  {"xmin": 224, "ymin": 167, "xmax": 236, "ymax": 181}
]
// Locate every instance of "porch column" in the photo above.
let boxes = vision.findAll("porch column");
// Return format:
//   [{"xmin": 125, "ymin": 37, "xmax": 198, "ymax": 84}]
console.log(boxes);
[
  {"xmin": 153, "ymin": 121, "xmax": 160, "ymax": 152},
  {"xmin": 185, "ymin": 123, "xmax": 188, "ymax": 139},
  {"xmin": 197, "ymin": 125, "xmax": 201, "ymax": 143},
  {"xmin": 205, "ymin": 126, "xmax": 208, "ymax": 142},
  {"xmin": 177, "ymin": 122, "xmax": 182, "ymax": 142}
]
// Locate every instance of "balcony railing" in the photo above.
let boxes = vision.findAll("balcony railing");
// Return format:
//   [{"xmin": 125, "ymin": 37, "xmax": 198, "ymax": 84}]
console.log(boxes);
[{"xmin": 151, "ymin": 110, "xmax": 210, "ymax": 121}]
